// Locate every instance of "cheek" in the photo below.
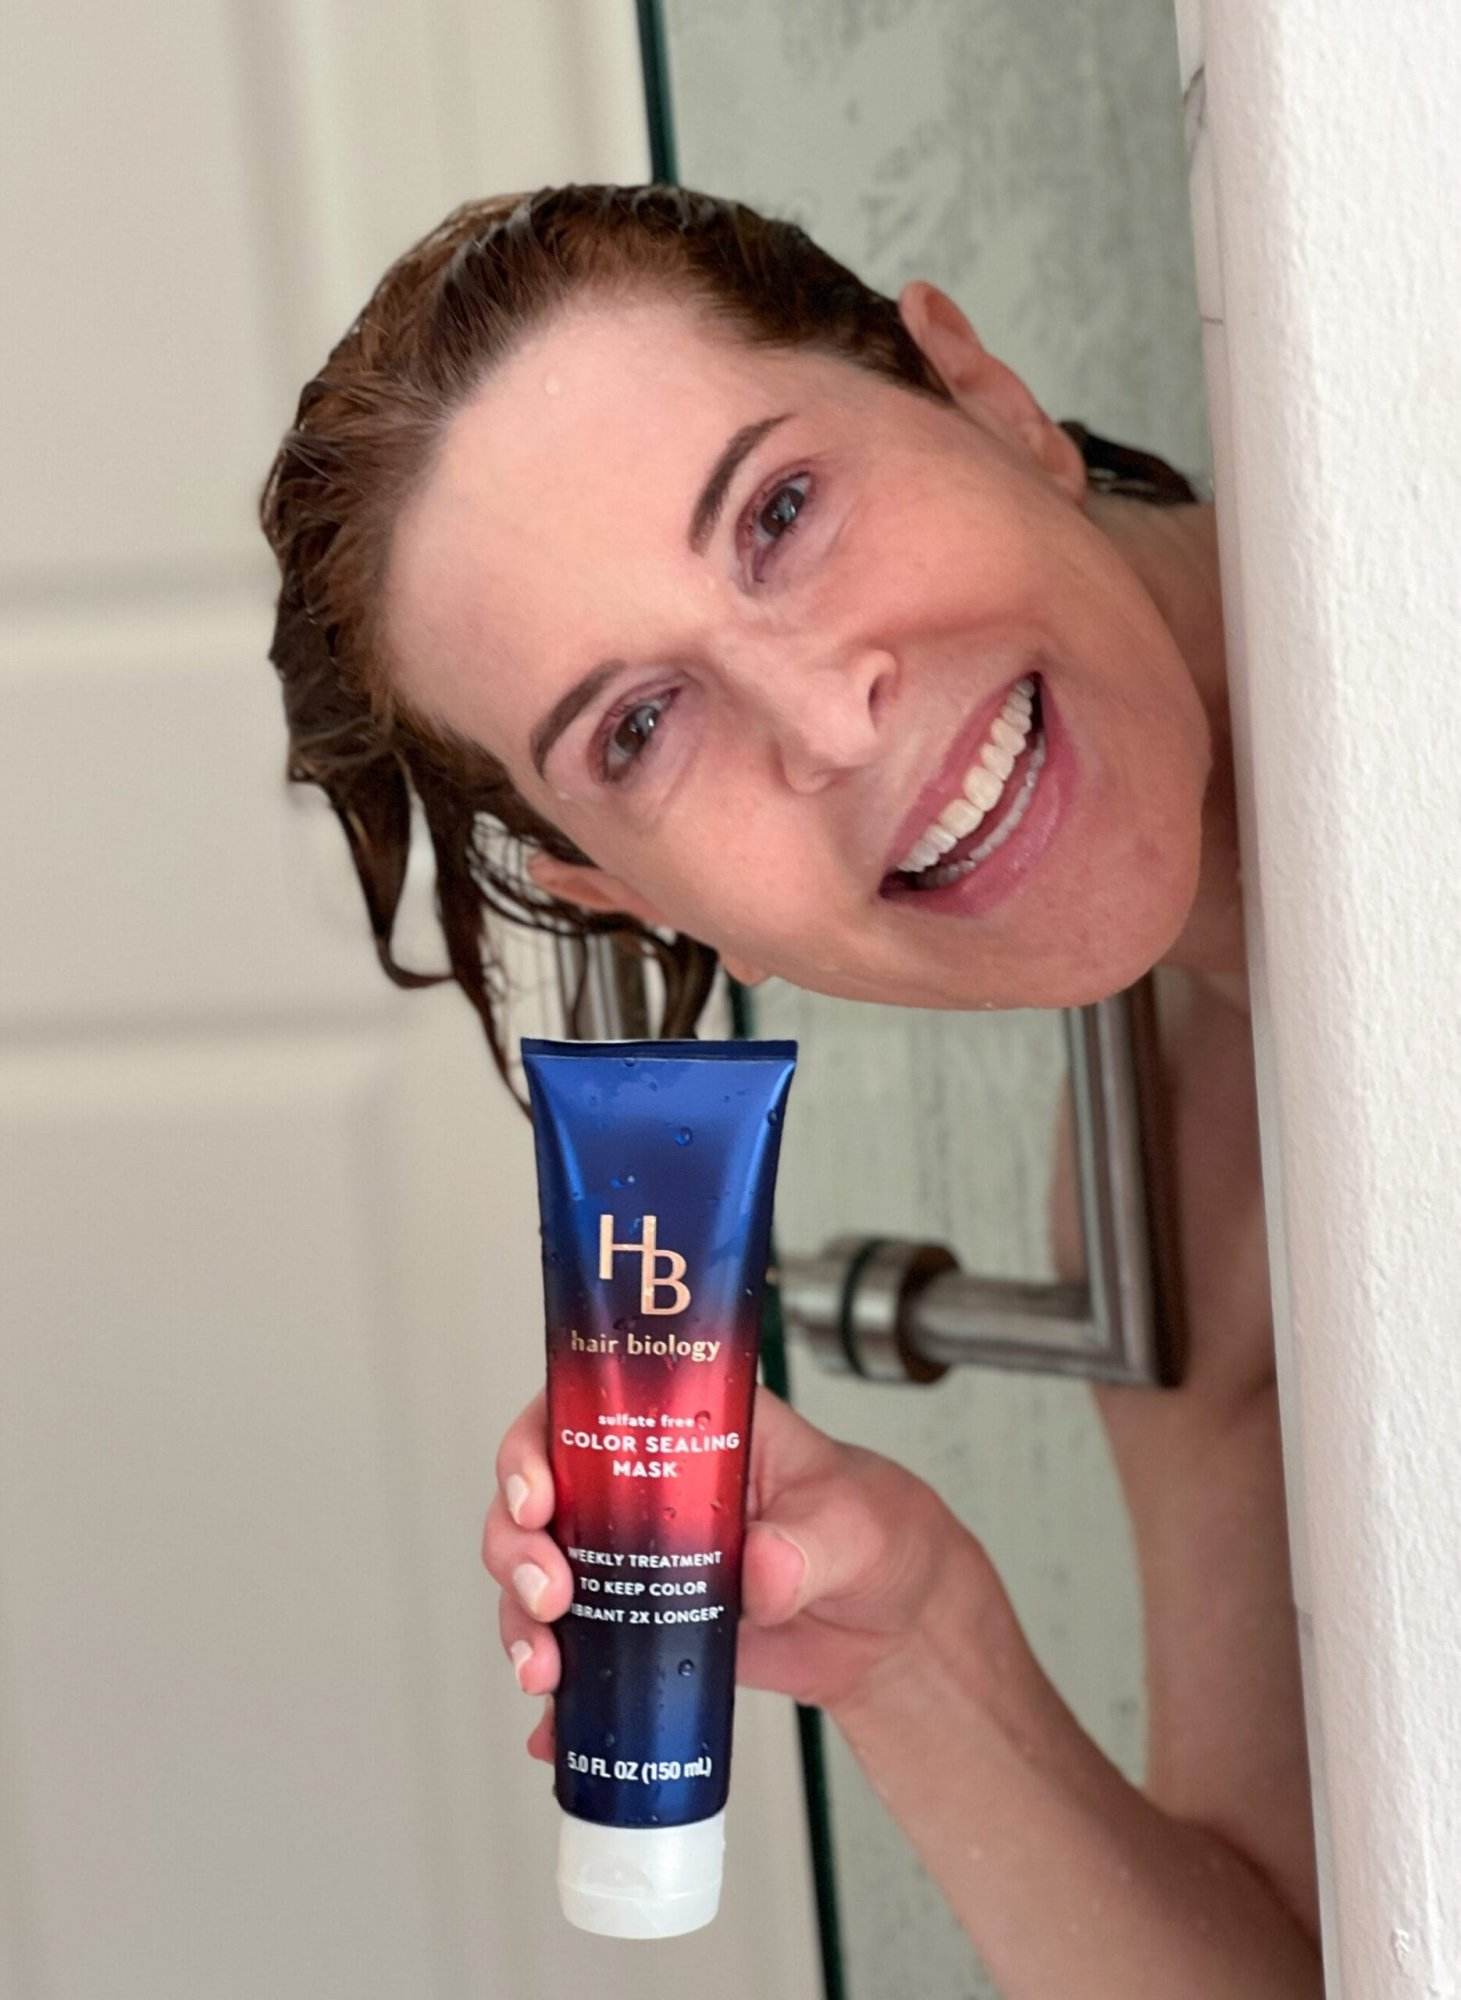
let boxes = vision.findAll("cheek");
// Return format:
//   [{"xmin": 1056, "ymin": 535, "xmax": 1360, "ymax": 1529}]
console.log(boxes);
[
  {"xmin": 1079, "ymin": 668, "xmax": 1210, "ymax": 891},
  {"xmin": 649, "ymin": 792, "xmax": 840, "ymax": 952},
  {"xmin": 687, "ymin": 824, "xmax": 820, "ymax": 942},
  {"xmin": 1082, "ymin": 707, "xmax": 1210, "ymax": 961}
]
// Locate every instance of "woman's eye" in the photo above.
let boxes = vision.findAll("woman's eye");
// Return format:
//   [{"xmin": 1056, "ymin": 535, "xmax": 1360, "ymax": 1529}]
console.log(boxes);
[
  {"xmin": 598, "ymin": 690, "xmax": 676, "ymax": 783},
  {"xmin": 742, "ymin": 473, "xmax": 813, "ymax": 576}
]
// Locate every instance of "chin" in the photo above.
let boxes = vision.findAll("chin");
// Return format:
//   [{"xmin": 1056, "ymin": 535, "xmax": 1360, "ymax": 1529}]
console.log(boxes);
[
  {"xmin": 1048, "ymin": 848, "xmax": 1203, "ymax": 1002},
  {"xmin": 1034, "ymin": 934, "xmax": 1185, "ymax": 1008},
  {"xmin": 722, "ymin": 795, "xmax": 1205, "ymax": 1014},
  {"xmin": 907, "ymin": 834, "xmax": 1203, "ymax": 1010}
]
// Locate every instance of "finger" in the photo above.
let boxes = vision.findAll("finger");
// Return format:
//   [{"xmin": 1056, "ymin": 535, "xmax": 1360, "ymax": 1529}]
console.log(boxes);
[
  {"xmin": 526, "ymin": 1696, "xmax": 555, "ymax": 1765},
  {"xmin": 494, "ymin": 1389, "xmax": 555, "ymax": 1531},
  {"xmin": 481, "ymin": 1492, "xmax": 575, "ymax": 1621},
  {"xmin": 741, "ymin": 1389, "xmax": 875, "ymax": 1625},
  {"xmin": 741, "ymin": 1448, "xmax": 942, "ymax": 1631},
  {"xmin": 745, "ymin": 1383, "xmax": 843, "ymax": 1517},
  {"xmin": 742, "ymin": 1519, "xmax": 813, "ymax": 1626},
  {"xmin": 499, "ymin": 1592, "xmax": 562, "ymax": 1698}
]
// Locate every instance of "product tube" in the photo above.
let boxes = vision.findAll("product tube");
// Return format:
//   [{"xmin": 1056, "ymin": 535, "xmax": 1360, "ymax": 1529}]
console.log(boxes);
[{"xmin": 521, "ymin": 1036, "xmax": 798, "ymax": 1939}]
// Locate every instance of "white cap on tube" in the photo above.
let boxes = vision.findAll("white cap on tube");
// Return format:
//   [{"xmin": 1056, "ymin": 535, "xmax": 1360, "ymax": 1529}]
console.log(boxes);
[{"xmin": 557, "ymin": 1808, "xmax": 725, "ymax": 1938}]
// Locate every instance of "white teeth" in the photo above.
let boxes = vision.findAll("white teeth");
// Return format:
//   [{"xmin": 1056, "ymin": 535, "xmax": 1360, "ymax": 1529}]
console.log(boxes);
[
  {"xmin": 895, "ymin": 675, "xmax": 1042, "ymax": 879},
  {"xmin": 923, "ymin": 724, "xmax": 1048, "ymax": 885},
  {"xmin": 937, "ymin": 795, "xmax": 986, "ymax": 841},
  {"xmin": 900, "ymin": 834, "xmax": 942, "ymax": 872},
  {"xmin": 964, "ymin": 763, "xmax": 1007, "ymax": 811}
]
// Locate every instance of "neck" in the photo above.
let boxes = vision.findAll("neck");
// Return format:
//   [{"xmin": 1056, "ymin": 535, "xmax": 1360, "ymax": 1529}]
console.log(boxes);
[{"xmin": 1086, "ymin": 492, "xmax": 1250, "ymax": 1015}]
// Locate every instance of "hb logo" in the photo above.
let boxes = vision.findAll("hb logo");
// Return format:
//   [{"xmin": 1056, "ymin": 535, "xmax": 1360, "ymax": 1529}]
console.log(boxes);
[{"xmin": 598, "ymin": 1213, "xmax": 691, "ymax": 1316}]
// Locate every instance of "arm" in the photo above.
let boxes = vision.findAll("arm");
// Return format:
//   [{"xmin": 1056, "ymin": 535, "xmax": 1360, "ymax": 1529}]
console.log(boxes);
[
  {"xmin": 829, "ymin": 1527, "xmax": 1323, "ymax": 1999},
  {"xmin": 487, "ymin": 1379, "xmax": 1321, "ymax": 1993},
  {"xmin": 1052, "ymin": 976, "xmax": 1322, "ymax": 1938}
]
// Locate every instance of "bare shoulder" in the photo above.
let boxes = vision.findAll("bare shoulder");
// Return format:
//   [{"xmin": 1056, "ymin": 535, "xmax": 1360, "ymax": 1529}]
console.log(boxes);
[{"xmin": 1046, "ymin": 968, "xmax": 1321, "ymax": 1940}]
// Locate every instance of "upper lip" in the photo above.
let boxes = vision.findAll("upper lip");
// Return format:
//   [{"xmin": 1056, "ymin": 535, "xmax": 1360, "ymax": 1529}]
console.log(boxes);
[{"xmin": 880, "ymin": 670, "xmax": 1034, "ymax": 881}]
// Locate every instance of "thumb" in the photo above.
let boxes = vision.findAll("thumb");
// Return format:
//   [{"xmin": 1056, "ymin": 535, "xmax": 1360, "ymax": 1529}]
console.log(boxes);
[
  {"xmin": 741, "ymin": 1471, "xmax": 895, "ymax": 1629},
  {"xmin": 742, "ymin": 1520, "xmax": 813, "ymax": 1626}
]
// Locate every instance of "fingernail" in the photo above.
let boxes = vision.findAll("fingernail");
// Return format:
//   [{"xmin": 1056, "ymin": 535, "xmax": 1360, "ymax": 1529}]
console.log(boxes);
[
  {"xmin": 513, "ymin": 1561, "xmax": 550, "ymax": 1615},
  {"xmin": 509, "ymin": 1639, "xmax": 533, "ymax": 1689},
  {"xmin": 528, "ymin": 1693, "xmax": 554, "ymax": 1756},
  {"xmin": 505, "ymin": 1473, "xmax": 530, "ymax": 1524}
]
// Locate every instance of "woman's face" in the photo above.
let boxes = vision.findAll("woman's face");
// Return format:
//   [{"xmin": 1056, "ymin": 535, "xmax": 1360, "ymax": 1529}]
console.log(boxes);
[{"xmin": 385, "ymin": 287, "xmax": 1212, "ymax": 1010}]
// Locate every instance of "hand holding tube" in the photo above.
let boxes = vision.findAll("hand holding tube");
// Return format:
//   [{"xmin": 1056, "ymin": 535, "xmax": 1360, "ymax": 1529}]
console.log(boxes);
[
  {"xmin": 486, "ymin": 1381, "xmax": 980, "ymax": 1749},
  {"xmin": 488, "ymin": 1387, "xmax": 1322, "ymax": 1993}
]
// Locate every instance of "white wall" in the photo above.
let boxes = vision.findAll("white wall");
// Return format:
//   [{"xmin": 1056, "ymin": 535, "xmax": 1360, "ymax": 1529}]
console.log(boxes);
[{"xmin": 1182, "ymin": 2, "xmax": 1461, "ymax": 1991}]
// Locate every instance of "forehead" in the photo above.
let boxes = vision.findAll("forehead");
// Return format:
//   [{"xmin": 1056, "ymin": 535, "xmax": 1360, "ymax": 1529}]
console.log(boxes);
[
  {"xmin": 435, "ymin": 293, "xmax": 851, "ymax": 494},
  {"xmin": 384, "ymin": 299, "xmax": 877, "ymax": 755}
]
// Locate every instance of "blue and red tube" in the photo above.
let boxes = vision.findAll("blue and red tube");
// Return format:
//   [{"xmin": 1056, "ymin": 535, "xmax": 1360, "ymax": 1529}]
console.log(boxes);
[{"xmin": 522, "ymin": 1037, "xmax": 798, "ymax": 1938}]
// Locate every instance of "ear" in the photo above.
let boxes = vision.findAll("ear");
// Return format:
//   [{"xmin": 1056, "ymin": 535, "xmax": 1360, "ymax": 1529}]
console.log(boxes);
[
  {"xmin": 898, "ymin": 279, "xmax": 1086, "ymax": 504},
  {"xmin": 528, "ymin": 851, "xmax": 665, "ymax": 929},
  {"xmin": 721, "ymin": 955, "xmax": 770, "ymax": 989}
]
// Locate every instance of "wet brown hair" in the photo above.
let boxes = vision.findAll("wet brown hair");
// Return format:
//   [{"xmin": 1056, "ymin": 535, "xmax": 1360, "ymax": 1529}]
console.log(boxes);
[{"xmin": 258, "ymin": 182, "xmax": 959, "ymax": 1098}]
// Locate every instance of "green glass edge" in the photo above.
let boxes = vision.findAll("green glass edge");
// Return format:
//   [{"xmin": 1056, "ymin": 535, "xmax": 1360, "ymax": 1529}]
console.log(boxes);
[
  {"xmin": 731, "ymin": 981, "xmax": 849, "ymax": 2000},
  {"xmin": 634, "ymin": 0, "xmax": 678, "ymax": 185}
]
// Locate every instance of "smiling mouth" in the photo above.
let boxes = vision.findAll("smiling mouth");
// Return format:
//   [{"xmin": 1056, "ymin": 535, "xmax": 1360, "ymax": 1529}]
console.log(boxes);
[{"xmin": 879, "ymin": 674, "xmax": 1048, "ymax": 897}]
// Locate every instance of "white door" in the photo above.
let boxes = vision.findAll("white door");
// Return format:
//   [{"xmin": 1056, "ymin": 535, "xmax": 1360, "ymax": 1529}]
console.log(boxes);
[{"xmin": 0, "ymin": 4, "xmax": 820, "ymax": 1995}]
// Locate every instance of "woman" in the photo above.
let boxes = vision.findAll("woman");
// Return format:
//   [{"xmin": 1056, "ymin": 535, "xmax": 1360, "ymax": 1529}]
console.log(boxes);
[{"xmin": 260, "ymin": 185, "xmax": 1321, "ymax": 1995}]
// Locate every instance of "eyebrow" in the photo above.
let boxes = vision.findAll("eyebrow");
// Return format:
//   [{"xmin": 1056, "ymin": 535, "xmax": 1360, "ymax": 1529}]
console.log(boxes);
[
  {"xmin": 528, "ymin": 411, "xmax": 794, "ymax": 779},
  {"xmin": 687, "ymin": 412, "xmax": 792, "ymax": 555},
  {"xmin": 528, "ymin": 660, "xmax": 623, "ymax": 782}
]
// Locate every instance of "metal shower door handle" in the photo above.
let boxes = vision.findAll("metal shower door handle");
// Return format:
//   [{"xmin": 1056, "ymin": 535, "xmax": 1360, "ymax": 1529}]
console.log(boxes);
[
  {"xmin": 554, "ymin": 938, "xmax": 1186, "ymax": 1387},
  {"xmin": 773, "ymin": 985, "xmax": 1186, "ymax": 1385}
]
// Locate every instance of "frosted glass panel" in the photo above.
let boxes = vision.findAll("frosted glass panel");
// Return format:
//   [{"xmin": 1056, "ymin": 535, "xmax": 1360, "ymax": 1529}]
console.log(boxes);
[{"xmin": 656, "ymin": 4, "xmax": 1207, "ymax": 1994}]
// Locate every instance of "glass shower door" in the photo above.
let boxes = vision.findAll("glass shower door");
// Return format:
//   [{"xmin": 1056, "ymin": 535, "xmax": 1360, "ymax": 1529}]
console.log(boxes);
[{"xmin": 643, "ymin": 6, "xmax": 1210, "ymax": 1991}]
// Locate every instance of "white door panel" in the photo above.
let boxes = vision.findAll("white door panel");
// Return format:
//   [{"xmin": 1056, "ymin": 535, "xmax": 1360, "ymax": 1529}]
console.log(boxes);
[
  {"xmin": 1, "ymin": 1037, "xmax": 445, "ymax": 1997},
  {"xmin": 1, "ymin": 616, "xmax": 404, "ymax": 1030},
  {"xmin": 2, "ymin": 1, "xmax": 821, "ymax": 1995},
  {"xmin": 0, "ymin": 6, "xmax": 283, "ymax": 585}
]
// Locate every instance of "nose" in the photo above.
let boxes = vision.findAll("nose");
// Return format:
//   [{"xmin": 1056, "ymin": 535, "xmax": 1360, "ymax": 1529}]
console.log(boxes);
[{"xmin": 741, "ymin": 642, "xmax": 898, "ymax": 795}]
